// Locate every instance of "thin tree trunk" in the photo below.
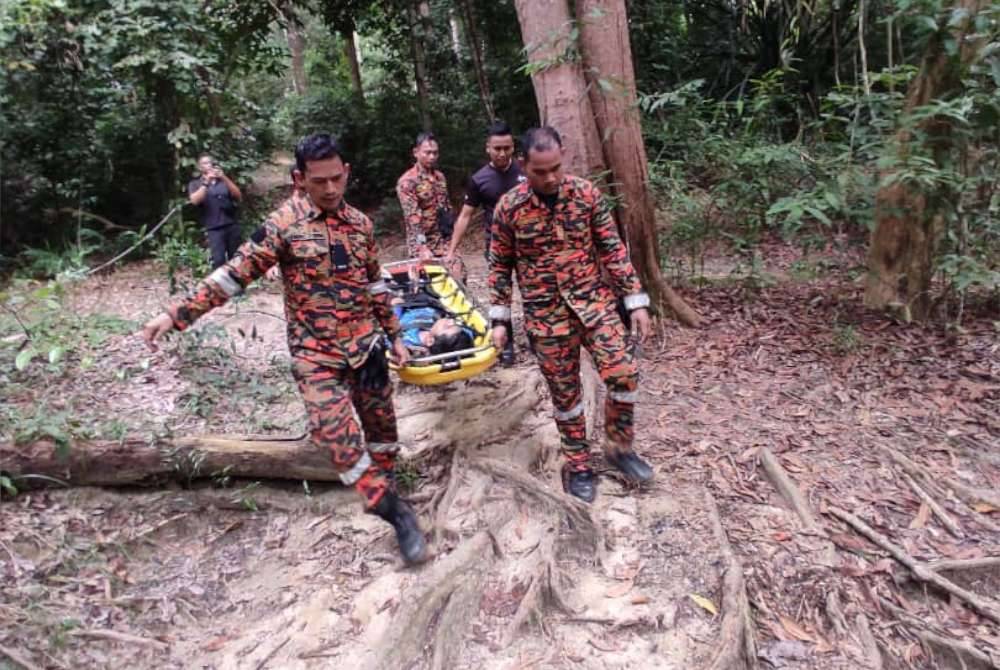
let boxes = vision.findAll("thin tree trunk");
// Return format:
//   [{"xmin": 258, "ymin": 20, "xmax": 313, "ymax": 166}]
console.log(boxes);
[
  {"xmin": 341, "ymin": 27, "xmax": 365, "ymax": 102},
  {"xmin": 407, "ymin": 0, "xmax": 433, "ymax": 130},
  {"xmin": 284, "ymin": 9, "xmax": 308, "ymax": 95},
  {"xmin": 457, "ymin": 0, "xmax": 495, "ymax": 121},
  {"xmin": 864, "ymin": 0, "xmax": 987, "ymax": 320},
  {"xmin": 576, "ymin": 0, "xmax": 702, "ymax": 326},
  {"xmin": 511, "ymin": 0, "xmax": 605, "ymax": 177}
]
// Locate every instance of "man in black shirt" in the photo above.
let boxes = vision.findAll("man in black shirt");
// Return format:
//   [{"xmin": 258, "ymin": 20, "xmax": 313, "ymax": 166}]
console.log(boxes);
[
  {"xmin": 188, "ymin": 154, "xmax": 243, "ymax": 268},
  {"xmin": 446, "ymin": 121, "xmax": 526, "ymax": 366}
]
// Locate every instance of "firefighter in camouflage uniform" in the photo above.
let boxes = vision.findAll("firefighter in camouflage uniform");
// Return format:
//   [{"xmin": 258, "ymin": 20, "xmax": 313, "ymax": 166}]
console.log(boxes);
[
  {"xmin": 143, "ymin": 134, "xmax": 428, "ymax": 563},
  {"xmin": 489, "ymin": 126, "xmax": 655, "ymax": 503},
  {"xmin": 396, "ymin": 132, "xmax": 466, "ymax": 280}
]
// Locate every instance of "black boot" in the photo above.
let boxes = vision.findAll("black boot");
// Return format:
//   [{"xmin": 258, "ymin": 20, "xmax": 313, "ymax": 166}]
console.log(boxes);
[
  {"xmin": 561, "ymin": 465, "xmax": 597, "ymax": 503},
  {"xmin": 371, "ymin": 491, "xmax": 428, "ymax": 564},
  {"xmin": 605, "ymin": 451, "xmax": 654, "ymax": 483}
]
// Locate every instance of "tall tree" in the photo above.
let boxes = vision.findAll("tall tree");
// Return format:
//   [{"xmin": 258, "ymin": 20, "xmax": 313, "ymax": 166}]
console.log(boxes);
[
  {"xmin": 577, "ymin": 0, "xmax": 701, "ymax": 326},
  {"xmin": 406, "ymin": 0, "xmax": 433, "ymax": 130},
  {"xmin": 864, "ymin": 0, "xmax": 989, "ymax": 320},
  {"xmin": 342, "ymin": 26, "xmax": 365, "ymax": 101},
  {"xmin": 512, "ymin": 0, "xmax": 700, "ymax": 324},
  {"xmin": 456, "ymin": 0, "xmax": 495, "ymax": 121},
  {"xmin": 512, "ymin": 0, "xmax": 605, "ymax": 176}
]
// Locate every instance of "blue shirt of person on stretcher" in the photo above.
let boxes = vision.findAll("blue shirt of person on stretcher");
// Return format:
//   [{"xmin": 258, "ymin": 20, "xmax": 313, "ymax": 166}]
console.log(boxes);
[{"xmin": 392, "ymin": 301, "xmax": 476, "ymax": 356}]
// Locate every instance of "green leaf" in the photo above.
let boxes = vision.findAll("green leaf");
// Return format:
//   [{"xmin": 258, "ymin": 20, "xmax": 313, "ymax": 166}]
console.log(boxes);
[
  {"xmin": 15, "ymin": 348, "xmax": 37, "ymax": 371},
  {"xmin": 48, "ymin": 346, "xmax": 66, "ymax": 364}
]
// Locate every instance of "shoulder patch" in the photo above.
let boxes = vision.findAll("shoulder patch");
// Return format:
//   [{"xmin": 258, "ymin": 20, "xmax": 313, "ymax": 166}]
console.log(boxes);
[{"xmin": 497, "ymin": 182, "xmax": 532, "ymax": 212}]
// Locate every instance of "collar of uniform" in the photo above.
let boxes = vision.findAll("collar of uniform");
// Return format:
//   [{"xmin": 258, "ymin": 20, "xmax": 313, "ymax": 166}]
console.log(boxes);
[
  {"xmin": 322, "ymin": 199, "xmax": 349, "ymax": 224},
  {"xmin": 527, "ymin": 176, "xmax": 569, "ymax": 210},
  {"xmin": 414, "ymin": 162, "xmax": 436, "ymax": 179}
]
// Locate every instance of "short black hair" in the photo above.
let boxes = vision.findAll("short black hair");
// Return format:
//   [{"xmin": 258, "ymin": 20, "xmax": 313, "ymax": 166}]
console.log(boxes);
[
  {"xmin": 486, "ymin": 120, "xmax": 513, "ymax": 138},
  {"xmin": 429, "ymin": 329, "xmax": 473, "ymax": 355},
  {"xmin": 295, "ymin": 133, "xmax": 344, "ymax": 173},
  {"xmin": 414, "ymin": 131, "xmax": 437, "ymax": 148},
  {"xmin": 521, "ymin": 126, "xmax": 562, "ymax": 157}
]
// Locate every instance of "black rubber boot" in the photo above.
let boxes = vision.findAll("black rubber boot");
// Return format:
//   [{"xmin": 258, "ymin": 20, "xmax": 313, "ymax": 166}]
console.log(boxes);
[
  {"xmin": 500, "ymin": 325, "xmax": 515, "ymax": 367},
  {"xmin": 371, "ymin": 491, "xmax": 428, "ymax": 564},
  {"xmin": 561, "ymin": 465, "xmax": 597, "ymax": 503},
  {"xmin": 605, "ymin": 451, "xmax": 654, "ymax": 483}
]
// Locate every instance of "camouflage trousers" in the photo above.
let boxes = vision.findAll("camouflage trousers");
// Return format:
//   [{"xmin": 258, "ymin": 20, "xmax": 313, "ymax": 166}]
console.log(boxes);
[
  {"xmin": 530, "ymin": 309, "xmax": 638, "ymax": 471},
  {"xmin": 292, "ymin": 356, "xmax": 399, "ymax": 509}
]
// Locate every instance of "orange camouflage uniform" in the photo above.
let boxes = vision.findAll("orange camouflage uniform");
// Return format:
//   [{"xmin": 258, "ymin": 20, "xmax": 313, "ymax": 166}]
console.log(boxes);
[
  {"xmin": 488, "ymin": 176, "xmax": 650, "ymax": 468},
  {"xmin": 396, "ymin": 163, "xmax": 450, "ymax": 258},
  {"xmin": 166, "ymin": 194, "xmax": 403, "ymax": 508}
]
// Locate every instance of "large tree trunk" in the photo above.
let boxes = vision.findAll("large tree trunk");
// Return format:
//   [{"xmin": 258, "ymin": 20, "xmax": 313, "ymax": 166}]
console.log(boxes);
[
  {"xmin": 407, "ymin": 0, "xmax": 434, "ymax": 131},
  {"xmin": 456, "ymin": 0, "xmax": 495, "ymax": 121},
  {"xmin": 864, "ymin": 0, "xmax": 986, "ymax": 320},
  {"xmin": 1, "ymin": 436, "xmax": 336, "ymax": 487},
  {"xmin": 576, "ymin": 0, "xmax": 702, "ymax": 326},
  {"xmin": 512, "ymin": 0, "xmax": 605, "ymax": 176},
  {"xmin": 341, "ymin": 27, "xmax": 365, "ymax": 102}
]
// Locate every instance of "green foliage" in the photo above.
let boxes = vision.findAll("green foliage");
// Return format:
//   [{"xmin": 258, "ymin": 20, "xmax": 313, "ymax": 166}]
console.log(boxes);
[{"xmin": 153, "ymin": 218, "xmax": 211, "ymax": 294}]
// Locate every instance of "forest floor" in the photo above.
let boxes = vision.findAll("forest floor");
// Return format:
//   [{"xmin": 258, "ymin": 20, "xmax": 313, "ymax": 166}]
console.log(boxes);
[{"xmin": 2, "ymin": 173, "xmax": 999, "ymax": 669}]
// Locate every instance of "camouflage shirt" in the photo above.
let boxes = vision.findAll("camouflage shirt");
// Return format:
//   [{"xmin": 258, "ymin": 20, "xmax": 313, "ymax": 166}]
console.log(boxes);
[
  {"xmin": 396, "ymin": 163, "xmax": 450, "ymax": 257},
  {"xmin": 488, "ymin": 176, "xmax": 648, "ymax": 337},
  {"xmin": 167, "ymin": 195, "xmax": 401, "ymax": 368}
]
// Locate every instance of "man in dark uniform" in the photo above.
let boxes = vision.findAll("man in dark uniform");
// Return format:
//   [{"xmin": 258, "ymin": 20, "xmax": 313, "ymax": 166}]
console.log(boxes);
[
  {"xmin": 446, "ymin": 120, "xmax": 525, "ymax": 366},
  {"xmin": 489, "ymin": 126, "xmax": 654, "ymax": 504},
  {"xmin": 144, "ymin": 134, "xmax": 428, "ymax": 564},
  {"xmin": 188, "ymin": 154, "xmax": 243, "ymax": 268}
]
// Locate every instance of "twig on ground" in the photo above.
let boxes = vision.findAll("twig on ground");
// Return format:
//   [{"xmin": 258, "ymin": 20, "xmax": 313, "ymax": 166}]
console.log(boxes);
[
  {"xmin": 254, "ymin": 636, "xmax": 290, "ymax": 670},
  {"xmin": 704, "ymin": 488, "xmax": 757, "ymax": 670},
  {"xmin": 69, "ymin": 628, "xmax": 168, "ymax": 649},
  {"xmin": 928, "ymin": 557, "xmax": 1000, "ymax": 573},
  {"xmin": 0, "ymin": 644, "xmax": 42, "ymax": 670},
  {"xmin": 884, "ymin": 447, "xmax": 1000, "ymax": 521},
  {"xmin": 903, "ymin": 474, "xmax": 963, "ymax": 538},
  {"xmin": 827, "ymin": 507, "xmax": 1000, "ymax": 624},
  {"xmin": 759, "ymin": 448, "xmax": 818, "ymax": 529}
]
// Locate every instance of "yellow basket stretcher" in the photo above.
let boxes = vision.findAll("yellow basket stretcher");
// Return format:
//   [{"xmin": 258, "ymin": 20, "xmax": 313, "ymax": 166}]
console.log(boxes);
[{"xmin": 383, "ymin": 259, "xmax": 498, "ymax": 385}]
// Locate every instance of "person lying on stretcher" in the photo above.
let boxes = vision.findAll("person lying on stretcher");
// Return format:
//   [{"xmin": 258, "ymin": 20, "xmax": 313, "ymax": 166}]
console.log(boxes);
[{"xmin": 391, "ymin": 297, "xmax": 475, "ymax": 356}]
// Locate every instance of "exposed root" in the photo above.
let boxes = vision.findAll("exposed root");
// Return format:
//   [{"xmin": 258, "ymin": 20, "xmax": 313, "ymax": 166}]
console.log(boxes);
[
  {"xmin": 928, "ymin": 557, "xmax": 1000, "ymax": 573},
  {"xmin": 376, "ymin": 532, "xmax": 495, "ymax": 669},
  {"xmin": 431, "ymin": 446, "xmax": 465, "ymax": 544},
  {"xmin": 759, "ymin": 447, "xmax": 819, "ymax": 530},
  {"xmin": 470, "ymin": 457, "xmax": 598, "ymax": 547},
  {"xmin": 903, "ymin": 473, "xmax": 963, "ymax": 538},
  {"xmin": 704, "ymin": 488, "xmax": 757, "ymax": 670},
  {"xmin": 431, "ymin": 566, "xmax": 490, "ymax": 670},
  {"xmin": 0, "ymin": 644, "xmax": 42, "ymax": 670},
  {"xmin": 854, "ymin": 612, "xmax": 883, "ymax": 670},
  {"xmin": 878, "ymin": 597, "xmax": 1000, "ymax": 669},
  {"xmin": 501, "ymin": 524, "xmax": 575, "ymax": 647},
  {"xmin": 828, "ymin": 506, "xmax": 1000, "ymax": 624}
]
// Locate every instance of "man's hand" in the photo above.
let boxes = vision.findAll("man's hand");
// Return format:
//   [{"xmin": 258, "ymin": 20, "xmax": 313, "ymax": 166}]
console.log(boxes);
[
  {"xmin": 417, "ymin": 246, "xmax": 433, "ymax": 262},
  {"xmin": 491, "ymin": 324, "xmax": 508, "ymax": 350},
  {"xmin": 212, "ymin": 167, "xmax": 225, "ymax": 180},
  {"xmin": 631, "ymin": 308, "xmax": 652, "ymax": 342},
  {"xmin": 391, "ymin": 336, "xmax": 410, "ymax": 367},
  {"xmin": 142, "ymin": 313, "xmax": 175, "ymax": 351},
  {"xmin": 266, "ymin": 265, "xmax": 281, "ymax": 281}
]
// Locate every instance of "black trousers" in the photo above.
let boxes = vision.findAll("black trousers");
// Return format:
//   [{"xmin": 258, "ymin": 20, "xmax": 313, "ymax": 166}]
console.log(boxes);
[{"xmin": 207, "ymin": 225, "xmax": 242, "ymax": 268}]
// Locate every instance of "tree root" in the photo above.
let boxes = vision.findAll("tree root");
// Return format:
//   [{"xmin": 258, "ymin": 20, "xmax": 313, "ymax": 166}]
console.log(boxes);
[
  {"xmin": 470, "ymin": 458, "xmax": 598, "ymax": 548},
  {"xmin": 903, "ymin": 474, "xmax": 964, "ymax": 538},
  {"xmin": 878, "ymin": 597, "xmax": 1000, "ymax": 669},
  {"xmin": 854, "ymin": 613, "xmax": 883, "ymax": 670},
  {"xmin": 431, "ymin": 446, "xmax": 465, "ymax": 544},
  {"xmin": 928, "ymin": 557, "xmax": 1000, "ymax": 573},
  {"xmin": 883, "ymin": 447, "xmax": 1000, "ymax": 529},
  {"xmin": 704, "ymin": 488, "xmax": 757, "ymax": 670},
  {"xmin": 376, "ymin": 532, "xmax": 496, "ymax": 669},
  {"xmin": 501, "ymin": 525, "xmax": 575, "ymax": 647},
  {"xmin": 759, "ymin": 448, "xmax": 818, "ymax": 529},
  {"xmin": 828, "ymin": 507, "xmax": 1000, "ymax": 624}
]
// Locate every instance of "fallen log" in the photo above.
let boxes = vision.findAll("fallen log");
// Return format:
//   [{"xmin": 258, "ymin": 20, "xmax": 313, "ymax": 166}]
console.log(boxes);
[{"xmin": 0, "ymin": 435, "xmax": 337, "ymax": 487}]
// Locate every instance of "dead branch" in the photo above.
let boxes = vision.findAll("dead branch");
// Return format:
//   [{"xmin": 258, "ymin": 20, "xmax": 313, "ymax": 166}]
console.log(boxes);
[
  {"xmin": 376, "ymin": 532, "xmax": 495, "ymax": 669},
  {"xmin": 903, "ymin": 474, "xmax": 963, "ymax": 538},
  {"xmin": 827, "ymin": 507, "xmax": 1000, "ymax": 624},
  {"xmin": 0, "ymin": 645, "xmax": 42, "ymax": 670},
  {"xmin": 704, "ymin": 488, "xmax": 757, "ymax": 670},
  {"xmin": 928, "ymin": 557, "xmax": 1000, "ymax": 572},
  {"xmin": 254, "ymin": 636, "xmax": 290, "ymax": 670},
  {"xmin": 759, "ymin": 448, "xmax": 819, "ymax": 529},
  {"xmin": 470, "ymin": 458, "xmax": 598, "ymax": 547},
  {"xmin": 69, "ymin": 628, "xmax": 168, "ymax": 650}
]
